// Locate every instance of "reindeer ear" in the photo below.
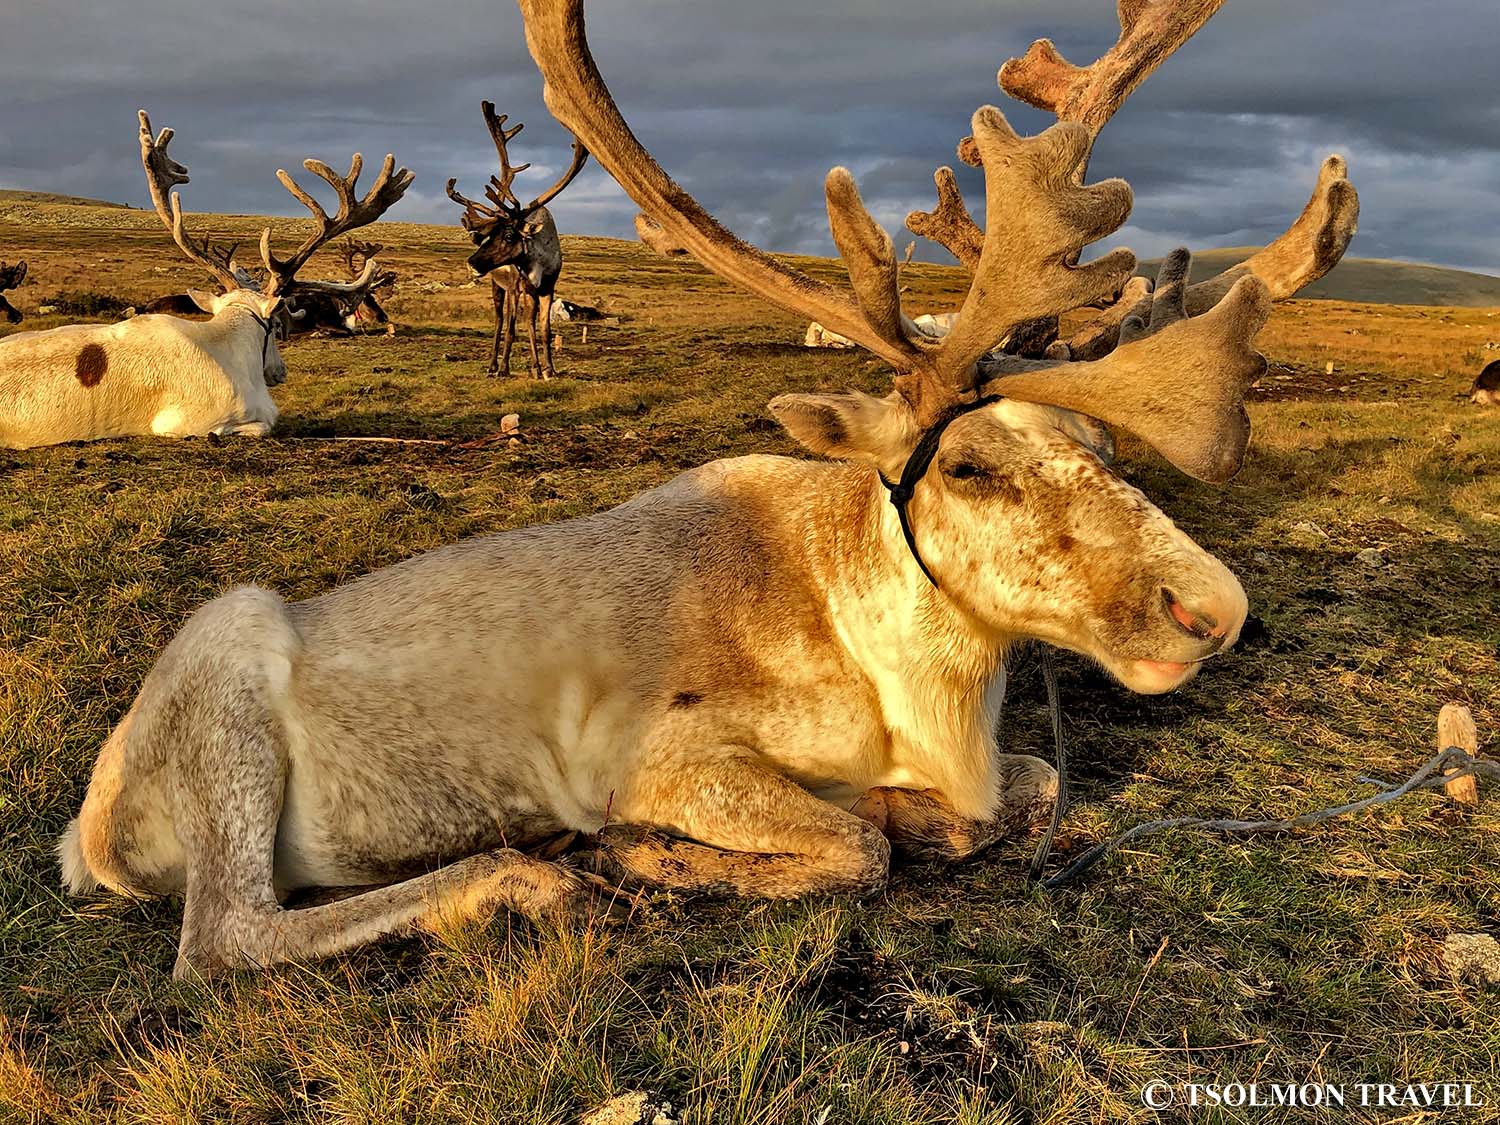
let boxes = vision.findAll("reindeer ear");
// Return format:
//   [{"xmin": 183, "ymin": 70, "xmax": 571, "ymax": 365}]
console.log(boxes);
[
  {"xmin": 769, "ymin": 391, "xmax": 919, "ymax": 475},
  {"xmin": 186, "ymin": 289, "xmax": 219, "ymax": 314}
]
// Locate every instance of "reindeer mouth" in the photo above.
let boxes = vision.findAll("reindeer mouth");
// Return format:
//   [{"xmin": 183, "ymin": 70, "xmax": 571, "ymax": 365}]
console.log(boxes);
[{"xmin": 1088, "ymin": 587, "xmax": 1238, "ymax": 694}]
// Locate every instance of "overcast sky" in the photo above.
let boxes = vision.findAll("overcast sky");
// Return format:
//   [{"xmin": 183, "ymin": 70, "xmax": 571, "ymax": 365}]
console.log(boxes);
[{"xmin": 1, "ymin": 1, "xmax": 1497, "ymax": 273}]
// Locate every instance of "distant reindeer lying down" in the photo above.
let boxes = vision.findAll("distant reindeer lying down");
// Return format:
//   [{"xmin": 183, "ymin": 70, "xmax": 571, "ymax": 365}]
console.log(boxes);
[
  {"xmin": 132, "ymin": 241, "xmax": 395, "ymax": 336},
  {"xmin": 0, "ymin": 260, "xmax": 26, "ymax": 325},
  {"xmin": 1472, "ymin": 360, "xmax": 1499, "ymax": 406},
  {"xmin": 63, "ymin": 0, "xmax": 1358, "ymax": 979}
]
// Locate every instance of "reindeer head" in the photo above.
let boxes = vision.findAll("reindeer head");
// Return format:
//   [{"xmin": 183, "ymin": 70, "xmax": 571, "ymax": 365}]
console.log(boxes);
[
  {"xmin": 769, "ymin": 256, "xmax": 1255, "ymax": 694},
  {"xmin": 139, "ymin": 110, "xmax": 412, "ymax": 341},
  {"xmin": 0, "ymin": 260, "xmax": 25, "ymax": 325},
  {"xmin": 446, "ymin": 101, "xmax": 588, "ymax": 278},
  {"xmin": 516, "ymin": 0, "xmax": 1360, "ymax": 693}
]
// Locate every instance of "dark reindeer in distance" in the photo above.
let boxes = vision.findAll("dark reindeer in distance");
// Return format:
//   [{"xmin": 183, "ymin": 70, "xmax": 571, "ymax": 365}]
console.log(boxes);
[
  {"xmin": 135, "ymin": 243, "xmax": 394, "ymax": 337},
  {"xmin": 337, "ymin": 240, "xmax": 395, "ymax": 334},
  {"xmin": 266, "ymin": 240, "xmax": 397, "ymax": 336},
  {"xmin": 446, "ymin": 101, "xmax": 588, "ymax": 378},
  {"xmin": 1472, "ymin": 359, "xmax": 1500, "ymax": 406},
  {"xmin": 0, "ymin": 260, "xmax": 27, "ymax": 324}
]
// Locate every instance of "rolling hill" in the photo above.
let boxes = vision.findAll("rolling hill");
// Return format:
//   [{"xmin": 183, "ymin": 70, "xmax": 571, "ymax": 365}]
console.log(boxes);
[
  {"xmin": 3, "ymin": 190, "xmax": 1497, "ymax": 308},
  {"xmin": 1140, "ymin": 246, "xmax": 1500, "ymax": 308}
]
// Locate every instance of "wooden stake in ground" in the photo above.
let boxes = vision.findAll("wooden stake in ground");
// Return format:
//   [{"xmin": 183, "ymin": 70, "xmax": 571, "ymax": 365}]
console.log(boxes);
[{"xmin": 1439, "ymin": 702, "xmax": 1480, "ymax": 806}]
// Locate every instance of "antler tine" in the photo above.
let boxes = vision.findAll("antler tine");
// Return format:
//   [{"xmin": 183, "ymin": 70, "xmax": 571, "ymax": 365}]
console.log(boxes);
[
  {"xmin": 634, "ymin": 211, "xmax": 688, "ymax": 256},
  {"xmin": 998, "ymin": 0, "xmax": 1227, "ymax": 137},
  {"xmin": 445, "ymin": 177, "xmax": 501, "ymax": 229},
  {"xmin": 480, "ymin": 101, "xmax": 532, "ymax": 204},
  {"xmin": 1184, "ymin": 154, "xmax": 1360, "ymax": 314},
  {"xmin": 825, "ymin": 168, "xmax": 925, "ymax": 360},
  {"xmin": 905, "ymin": 165, "xmax": 983, "ymax": 272},
  {"xmin": 516, "ymin": 0, "xmax": 924, "ymax": 382},
  {"xmin": 930, "ymin": 108, "xmax": 1136, "ymax": 388},
  {"xmin": 261, "ymin": 152, "xmax": 414, "ymax": 296},
  {"xmin": 484, "ymin": 176, "xmax": 523, "ymax": 212},
  {"xmin": 281, "ymin": 257, "xmax": 388, "ymax": 302},
  {"xmin": 137, "ymin": 109, "xmax": 243, "ymax": 291},
  {"xmin": 1049, "ymin": 274, "xmax": 1153, "ymax": 361},
  {"xmin": 526, "ymin": 139, "xmax": 590, "ymax": 211},
  {"xmin": 340, "ymin": 237, "xmax": 385, "ymax": 275}
]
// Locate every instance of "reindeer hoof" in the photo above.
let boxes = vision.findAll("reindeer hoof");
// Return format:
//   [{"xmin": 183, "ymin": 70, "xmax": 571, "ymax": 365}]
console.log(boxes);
[
  {"xmin": 547, "ymin": 868, "xmax": 640, "ymax": 927},
  {"xmin": 995, "ymin": 754, "xmax": 1059, "ymax": 830}
]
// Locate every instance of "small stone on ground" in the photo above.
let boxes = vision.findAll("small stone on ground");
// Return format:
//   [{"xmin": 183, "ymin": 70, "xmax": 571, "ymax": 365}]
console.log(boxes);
[
  {"xmin": 580, "ymin": 1092, "xmax": 680, "ymax": 1125},
  {"xmin": 1442, "ymin": 933, "xmax": 1500, "ymax": 986}
]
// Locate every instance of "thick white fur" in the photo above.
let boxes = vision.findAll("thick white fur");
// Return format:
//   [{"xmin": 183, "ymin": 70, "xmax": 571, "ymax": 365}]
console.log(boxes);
[{"xmin": 0, "ymin": 290, "xmax": 284, "ymax": 448}]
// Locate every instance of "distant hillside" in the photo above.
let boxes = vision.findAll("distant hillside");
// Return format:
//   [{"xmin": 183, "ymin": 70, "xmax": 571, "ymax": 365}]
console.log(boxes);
[
  {"xmin": 0, "ymin": 189, "xmax": 131, "ymax": 210},
  {"xmin": 1139, "ymin": 247, "xmax": 1500, "ymax": 308}
]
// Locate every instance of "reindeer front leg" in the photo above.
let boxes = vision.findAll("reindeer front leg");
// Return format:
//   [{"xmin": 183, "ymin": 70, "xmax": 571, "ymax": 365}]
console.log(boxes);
[
  {"xmin": 488, "ymin": 277, "xmax": 508, "ymax": 377},
  {"xmin": 536, "ymin": 291, "xmax": 557, "ymax": 378},
  {"xmin": 852, "ymin": 755, "xmax": 1057, "ymax": 863},
  {"xmin": 523, "ymin": 290, "xmax": 545, "ymax": 379},
  {"xmin": 596, "ymin": 748, "xmax": 891, "ymax": 898}
]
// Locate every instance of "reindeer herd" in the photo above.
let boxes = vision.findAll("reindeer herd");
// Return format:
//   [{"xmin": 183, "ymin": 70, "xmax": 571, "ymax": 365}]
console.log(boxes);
[{"xmin": 0, "ymin": 94, "xmax": 593, "ymax": 448}]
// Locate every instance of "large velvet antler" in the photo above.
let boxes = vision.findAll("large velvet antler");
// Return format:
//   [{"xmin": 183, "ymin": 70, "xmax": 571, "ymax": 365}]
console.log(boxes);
[
  {"xmin": 260, "ymin": 153, "xmax": 413, "ymax": 298},
  {"xmin": 915, "ymin": 0, "xmax": 1357, "ymax": 344},
  {"xmin": 982, "ymin": 254, "xmax": 1271, "ymax": 482},
  {"xmin": 517, "ymin": 0, "xmax": 1137, "ymax": 427},
  {"xmin": 515, "ymin": 0, "xmax": 1276, "ymax": 480}
]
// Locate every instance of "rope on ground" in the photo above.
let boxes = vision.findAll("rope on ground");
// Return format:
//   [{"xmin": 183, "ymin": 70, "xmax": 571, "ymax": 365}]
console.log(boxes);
[{"xmin": 1041, "ymin": 746, "xmax": 1500, "ymax": 891}]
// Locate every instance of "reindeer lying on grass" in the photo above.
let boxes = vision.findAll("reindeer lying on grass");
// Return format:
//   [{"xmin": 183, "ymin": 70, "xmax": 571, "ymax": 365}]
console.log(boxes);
[
  {"xmin": 1472, "ymin": 360, "xmax": 1500, "ymax": 406},
  {"xmin": 447, "ymin": 101, "xmax": 589, "ymax": 378},
  {"xmin": 63, "ymin": 0, "xmax": 1357, "ymax": 979},
  {"xmin": 133, "ymin": 240, "xmax": 395, "ymax": 337},
  {"xmin": 0, "ymin": 113, "xmax": 411, "ymax": 448},
  {"xmin": 0, "ymin": 260, "xmax": 26, "ymax": 325}
]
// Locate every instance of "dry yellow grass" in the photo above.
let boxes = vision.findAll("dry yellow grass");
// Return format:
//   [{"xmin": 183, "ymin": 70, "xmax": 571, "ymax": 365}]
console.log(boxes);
[{"xmin": 2, "ymin": 201, "xmax": 1498, "ymax": 1123}]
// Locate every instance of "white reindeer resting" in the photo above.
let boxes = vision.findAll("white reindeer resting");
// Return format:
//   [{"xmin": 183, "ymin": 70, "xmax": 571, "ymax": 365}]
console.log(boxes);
[
  {"xmin": 0, "ymin": 113, "xmax": 411, "ymax": 449},
  {"xmin": 0, "ymin": 291, "xmax": 286, "ymax": 447},
  {"xmin": 62, "ymin": 0, "xmax": 1357, "ymax": 979}
]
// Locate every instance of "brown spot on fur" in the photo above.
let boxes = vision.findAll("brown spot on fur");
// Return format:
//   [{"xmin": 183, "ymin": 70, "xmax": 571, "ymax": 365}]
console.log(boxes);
[
  {"xmin": 76, "ymin": 343, "xmax": 108, "ymax": 388},
  {"xmin": 1055, "ymin": 533, "xmax": 1075, "ymax": 553},
  {"xmin": 670, "ymin": 691, "xmax": 703, "ymax": 709}
]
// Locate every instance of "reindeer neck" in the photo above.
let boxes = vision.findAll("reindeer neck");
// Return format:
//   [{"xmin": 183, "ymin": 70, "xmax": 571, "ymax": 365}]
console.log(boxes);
[
  {"xmin": 790, "ymin": 462, "xmax": 1011, "ymax": 810},
  {"xmin": 198, "ymin": 303, "xmax": 277, "ymax": 368}
]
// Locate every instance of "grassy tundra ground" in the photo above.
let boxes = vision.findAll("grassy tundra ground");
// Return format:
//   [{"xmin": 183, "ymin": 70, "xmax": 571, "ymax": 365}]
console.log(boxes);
[{"xmin": 2, "ymin": 201, "xmax": 1499, "ymax": 1123}]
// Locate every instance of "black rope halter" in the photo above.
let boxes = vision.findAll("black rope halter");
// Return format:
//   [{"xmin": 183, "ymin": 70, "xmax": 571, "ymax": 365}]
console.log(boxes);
[
  {"xmin": 245, "ymin": 308, "xmax": 280, "ymax": 367},
  {"xmin": 877, "ymin": 395, "xmax": 1000, "ymax": 588}
]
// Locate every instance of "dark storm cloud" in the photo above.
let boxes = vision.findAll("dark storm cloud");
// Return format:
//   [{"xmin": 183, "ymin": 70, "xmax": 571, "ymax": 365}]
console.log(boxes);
[{"xmin": 1, "ymin": 0, "xmax": 1497, "ymax": 272}]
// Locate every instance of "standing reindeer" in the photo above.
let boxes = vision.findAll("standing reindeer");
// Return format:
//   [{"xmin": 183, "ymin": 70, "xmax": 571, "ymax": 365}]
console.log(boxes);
[
  {"xmin": 0, "ymin": 112, "xmax": 411, "ymax": 447},
  {"xmin": 62, "ymin": 0, "xmax": 1359, "ymax": 978},
  {"xmin": 0, "ymin": 260, "xmax": 26, "ymax": 325},
  {"xmin": 446, "ymin": 101, "xmax": 588, "ymax": 378}
]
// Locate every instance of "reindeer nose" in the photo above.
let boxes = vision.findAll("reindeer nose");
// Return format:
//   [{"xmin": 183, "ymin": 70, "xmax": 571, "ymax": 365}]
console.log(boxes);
[{"xmin": 1161, "ymin": 587, "xmax": 1228, "ymax": 640}]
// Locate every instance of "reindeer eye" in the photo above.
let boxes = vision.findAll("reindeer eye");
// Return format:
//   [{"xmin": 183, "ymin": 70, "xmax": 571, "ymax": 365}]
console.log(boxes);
[{"xmin": 945, "ymin": 462, "xmax": 984, "ymax": 480}]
